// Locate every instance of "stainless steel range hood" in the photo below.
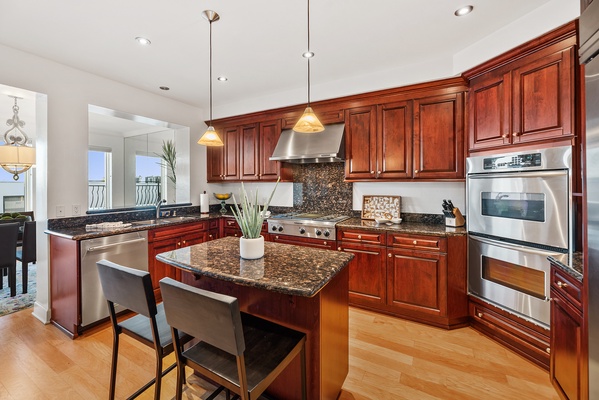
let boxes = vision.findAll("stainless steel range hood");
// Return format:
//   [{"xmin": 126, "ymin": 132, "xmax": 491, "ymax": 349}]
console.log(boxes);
[{"xmin": 269, "ymin": 123, "xmax": 345, "ymax": 164}]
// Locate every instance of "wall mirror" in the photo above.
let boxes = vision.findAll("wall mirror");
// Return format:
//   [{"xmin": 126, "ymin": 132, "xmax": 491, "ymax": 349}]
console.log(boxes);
[{"xmin": 88, "ymin": 105, "xmax": 190, "ymax": 212}]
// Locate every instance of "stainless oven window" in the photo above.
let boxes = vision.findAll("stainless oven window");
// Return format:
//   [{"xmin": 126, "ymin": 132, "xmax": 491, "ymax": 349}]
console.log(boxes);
[
  {"xmin": 481, "ymin": 255, "xmax": 546, "ymax": 299},
  {"xmin": 481, "ymin": 191, "xmax": 545, "ymax": 222}
]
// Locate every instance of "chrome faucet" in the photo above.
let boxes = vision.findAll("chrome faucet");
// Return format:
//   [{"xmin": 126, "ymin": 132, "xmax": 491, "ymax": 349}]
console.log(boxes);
[{"xmin": 155, "ymin": 199, "xmax": 166, "ymax": 219}]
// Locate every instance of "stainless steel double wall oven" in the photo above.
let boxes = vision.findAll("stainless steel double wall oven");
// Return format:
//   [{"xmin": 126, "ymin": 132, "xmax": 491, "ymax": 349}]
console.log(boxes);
[{"xmin": 466, "ymin": 146, "xmax": 572, "ymax": 328}]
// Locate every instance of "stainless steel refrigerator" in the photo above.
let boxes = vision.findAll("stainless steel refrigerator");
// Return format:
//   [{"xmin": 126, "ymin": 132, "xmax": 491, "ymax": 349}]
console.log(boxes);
[{"xmin": 580, "ymin": 2, "xmax": 599, "ymax": 398}]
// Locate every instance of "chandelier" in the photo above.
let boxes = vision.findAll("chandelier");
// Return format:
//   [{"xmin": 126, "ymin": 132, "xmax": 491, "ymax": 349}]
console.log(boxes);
[{"xmin": 0, "ymin": 96, "xmax": 36, "ymax": 180}]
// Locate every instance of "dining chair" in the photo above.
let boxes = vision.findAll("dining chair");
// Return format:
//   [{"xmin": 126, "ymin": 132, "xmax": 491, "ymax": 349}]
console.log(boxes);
[
  {"xmin": 159, "ymin": 277, "xmax": 307, "ymax": 400},
  {"xmin": 16, "ymin": 221, "xmax": 36, "ymax": 294},
  {"xmin": 0, "ymin": 223, "xmax": 20, "ymax": 297},
  {"xmin": 96, "ymin": 260, "xmax": 191, "ymax": 400}
]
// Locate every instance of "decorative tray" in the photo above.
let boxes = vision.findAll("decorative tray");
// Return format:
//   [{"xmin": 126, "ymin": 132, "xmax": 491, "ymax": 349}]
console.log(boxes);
[{"xmin": 361, "ymin": 195, "xmax": 401, "ymax": 220}]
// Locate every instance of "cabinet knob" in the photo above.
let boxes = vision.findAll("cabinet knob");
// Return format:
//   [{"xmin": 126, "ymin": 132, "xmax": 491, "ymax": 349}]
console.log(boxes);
[
  {"xmin": 378, "ymin": 170, "xmax": 381, "ymax": 174},
  {"xmin": 234, "ymin": 234, "xmax": 238, "ymax": 237},
  {"xmin": 177, "ymin": 242, "xmax": 181, "ymax": 246},
  {"xmin": 209, "ymin": 234, "xmax": 213, "ymax": 239},
  {"xmin": 357, "ymin": 234, "xmax": 362, "ymax": 240},
  {"xmin": 512, "ymin": 132, "xmax": 520, "ymax": 137},
  {"xmin": 338, "ymin": 247, "xmax": 342, "ymax": 251},
  {"xmin": 413, "ymin": 240, "xmax": 417, "ymax": 245},
  {"xmin": 275, "ymin": 235, "xmax": 279, "ymax": 239},
  {"xmin": 388, "ymin": 253, "xmax": 392, "ymax": 258},
  {"xmin": 546, "ymin": 347, "xmax": 551, "ymax": 354},
  {"xmin": 557, "ymin": 281, "xmax": 568, "ymax": 288},
  {"xmin": 370, "ymin": 170, "xmax": 375, "ymax": 174},
  {"xmin": 477, "ymin": 312, "xmax": 483, "ymax": 318},
  {"xmin": 182, "ymin": 240, "xmax": 186, "ymax": 245},
  {"xmin": 414, "ymin": 169, "xmax": 419, "ymax": 173},
  {"xmin": 323, "ymin": 241, "xmax": 328, "ymax": 246},
  {"xmin": 501, "ymin": 132, "xmax": 510, "ymax": 138}
]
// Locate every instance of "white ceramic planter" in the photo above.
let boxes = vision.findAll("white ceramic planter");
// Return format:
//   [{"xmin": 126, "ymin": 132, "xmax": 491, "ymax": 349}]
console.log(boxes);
[{"xmin": 239, "ymin": 235, "xmax": 265, "ymax": 260}]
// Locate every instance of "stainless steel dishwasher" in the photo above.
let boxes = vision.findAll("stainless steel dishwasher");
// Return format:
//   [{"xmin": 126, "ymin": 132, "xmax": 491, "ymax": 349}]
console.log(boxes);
[{"xmin": 80, "ymin": 230, "xmax": 149, "ymax": 328}]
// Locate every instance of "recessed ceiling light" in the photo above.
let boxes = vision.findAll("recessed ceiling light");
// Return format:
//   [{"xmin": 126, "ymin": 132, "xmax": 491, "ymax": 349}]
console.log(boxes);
[
  {"xmin": 454, "ymin": 5, "xmax": 473, "ymax": 16},
  {"xmin": 159, "ymin": 86, "xmax": 170, "ymax": 91},
  {"xmin": 217, "ymin": 76, "xmax": 228, "ymax": 82},
  {"xmin": 135, "ymin": 36, "xmax": 151, "ymax": 46},
  {"xmin": 302, "ymin": 51, "xmax": 314, "ymax": 59}
]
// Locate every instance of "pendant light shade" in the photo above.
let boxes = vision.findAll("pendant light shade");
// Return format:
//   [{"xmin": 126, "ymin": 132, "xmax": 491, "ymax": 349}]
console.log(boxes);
[
  {"xmin": 293, "ymin": 0, "xmax": 324, "ymax": 133},
  {"xmin": 1, "ymin": 96, "xmax": 36, "ymax": 180},
  {"xmin": 198, "ymin": 10, "xmax": 224, "ymax": 146}
]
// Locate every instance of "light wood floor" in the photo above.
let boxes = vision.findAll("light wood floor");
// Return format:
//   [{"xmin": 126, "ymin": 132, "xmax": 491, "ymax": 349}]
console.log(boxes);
[{"xmin": 0, "ymin": 307, "xmax": 559, "ymax": 400}]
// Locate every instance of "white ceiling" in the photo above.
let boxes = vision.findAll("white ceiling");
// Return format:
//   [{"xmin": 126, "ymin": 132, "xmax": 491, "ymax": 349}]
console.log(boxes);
[{"xmin": 0, "ymin": 0, "xmax": 560, "ymax": 113}]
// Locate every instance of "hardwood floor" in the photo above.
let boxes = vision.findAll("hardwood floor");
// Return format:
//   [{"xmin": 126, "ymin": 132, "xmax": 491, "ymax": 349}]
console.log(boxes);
[{"xmin": 0, "ymin": 307, "xmax": 558, "ymax": 399}]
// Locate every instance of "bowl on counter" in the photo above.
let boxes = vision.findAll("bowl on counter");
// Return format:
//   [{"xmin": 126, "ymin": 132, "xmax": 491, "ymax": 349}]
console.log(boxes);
[
  {"xmin": 214, "ymin": 193, "xmax": 232, "ymax": 200},
  {"xmin": 375, "ymin": 218, "xmax": 390, "ymax": 224},
  {"xmin": 391, "ymin": 217, "xmax": 402, "ymax": 224}
]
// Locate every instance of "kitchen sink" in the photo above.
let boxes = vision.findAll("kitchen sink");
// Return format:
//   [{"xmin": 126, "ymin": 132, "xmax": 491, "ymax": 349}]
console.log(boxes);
[{"xmin": 131, "ymin": 216, "xmax": 197, "ymax": 226}]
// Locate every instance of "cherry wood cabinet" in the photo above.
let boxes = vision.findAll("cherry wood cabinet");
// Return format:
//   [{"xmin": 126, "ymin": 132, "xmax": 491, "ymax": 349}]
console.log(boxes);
[
  {"xmin": 259, "ymin": 119, "xmax": 284, "ymax": 181},
  {"xmin": 222, "ymin": 217, "xmax": 269, "ymax": 239},
  {"xmin": 270, "ymin": 234, "xmax": 336, "ymax": 250},
  {"xmin": 240, "ymin": 123, "xmax": 259, "ymax": 180},
  {"xmin": 344, "ymin": 89, "xmax": 465, "ymax": 181},
  {"xmin": 550, "ymin": 265, "xmax": 586, "ymax": 400},
  {"xmin": 337, "ymin": 228, "xmax": 468, "ymax": 329},
  {"xmin": 148, "ymin": 221, "xmax": 210, "ymax": 300},
  {"xmin": 466, "ymin": 22, "xmax": 577, "ymax": 153}
]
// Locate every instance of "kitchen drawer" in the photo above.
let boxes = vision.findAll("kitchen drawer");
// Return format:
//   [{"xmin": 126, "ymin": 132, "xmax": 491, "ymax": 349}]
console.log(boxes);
[
  {"xmin": 337, "ymin": 229, "xmax": 385, "ymax": 245},
  {"xmin": 209, "ymin": 219, "xmax": 219, "ymax": 230},
  {"xmin": 149, "ymin": 221, "xmax": 208, "ymax": 241},
  {"xmin": 387, "ymin": 233, "xmax": 446, "ymax": 252},
  {"xmin": 550, "ymin": 266, "xmax": 582, "ymax": 312},
  {"xmin": 224, "ymin": 218, "xmax": 239, "ymax": 228}
]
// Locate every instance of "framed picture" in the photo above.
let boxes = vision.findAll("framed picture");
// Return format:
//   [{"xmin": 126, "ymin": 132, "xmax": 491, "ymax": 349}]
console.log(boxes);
[{"xmin": 361, "ymin": 195, "xmax": 401, "ymax": 220}]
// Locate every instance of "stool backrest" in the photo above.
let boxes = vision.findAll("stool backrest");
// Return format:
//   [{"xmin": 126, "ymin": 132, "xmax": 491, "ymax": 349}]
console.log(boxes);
[
  {"xmin": 0, "ymin": 223, "xmax": 19, "ymax": 268},
  {"xmin": 160, "ymin": 277, "xmax": 245, "ymax": 356},
  {"xmin": 21, "ymin": 221, "xmax": 36, "ymax": 262},
  {"xmin": 96, "ymin": 260, "xmax": 157, "ymax": 318}
]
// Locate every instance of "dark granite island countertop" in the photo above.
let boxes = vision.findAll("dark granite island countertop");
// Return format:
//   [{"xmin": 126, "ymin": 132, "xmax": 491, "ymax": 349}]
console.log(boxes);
[
  {"xmin": 156, "ymin": 236, "xmax": 354, "ymax": 297},
  {"xmin": 156, "ymin": 236, "xmax": 354, "ymax": 400}
]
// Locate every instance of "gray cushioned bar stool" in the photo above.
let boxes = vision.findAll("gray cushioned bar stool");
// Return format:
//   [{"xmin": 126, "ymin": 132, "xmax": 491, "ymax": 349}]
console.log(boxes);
[
  {"xmin": 97, "ymin": 260, "xmax": 190, "ymax": 400},
  {"xmin": 159, "ymin": 277, "xmax": 307, "ymax": 400},
  {"xmin": 0, "ymin": 222, "xmax": 19, "ymax": 296},
  {"xmin": 16, "ymin": 220, "xmax": 36, "ymax": 293}
]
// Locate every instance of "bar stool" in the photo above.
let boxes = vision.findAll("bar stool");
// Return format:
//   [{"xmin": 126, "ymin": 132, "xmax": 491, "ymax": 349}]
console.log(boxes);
[
  {"xmin": 16, "ymin": 221, "xmax": 36, "ymax": 293},
  {"xmin": 159, "ymin": 277, "xmax": 307, "ymax": 400},
  {"xmin": 96, "ymin": 260, "xmax": 190, "ymax": 400}
]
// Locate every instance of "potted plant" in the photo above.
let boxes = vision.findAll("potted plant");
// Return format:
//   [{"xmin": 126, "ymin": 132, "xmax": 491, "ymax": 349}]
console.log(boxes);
[{"xmin": 231, "ymin": 179, "xmax": 279, "ymax": 259}]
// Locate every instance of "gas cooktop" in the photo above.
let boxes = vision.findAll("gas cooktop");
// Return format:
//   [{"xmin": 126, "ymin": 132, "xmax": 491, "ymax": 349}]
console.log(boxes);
[{"xmin": 267, "ymin": 212, "xmax": 350, "ymax": 239}]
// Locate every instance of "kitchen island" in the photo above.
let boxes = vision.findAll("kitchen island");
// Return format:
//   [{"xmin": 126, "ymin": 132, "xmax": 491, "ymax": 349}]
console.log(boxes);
[{"xmin": 156, "ymin": 236, "xmax": 354, "ymax": 400}]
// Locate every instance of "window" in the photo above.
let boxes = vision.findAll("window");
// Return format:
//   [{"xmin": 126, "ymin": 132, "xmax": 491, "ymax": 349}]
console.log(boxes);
[
  {"xmin": 135, "ymin": 154, "xmax": 163, "ymax": 206},
  {"xmin": 0, "ymin": 168, "xmax": 27, "ymax": 213},
  {"xmin": 88, "ymin": 149, "xmax": 112, "ymax": 210}
]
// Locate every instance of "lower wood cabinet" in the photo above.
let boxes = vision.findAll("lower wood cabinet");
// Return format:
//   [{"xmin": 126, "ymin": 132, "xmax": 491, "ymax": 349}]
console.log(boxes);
[
  {"xmin": 550, "ymin": 265, "xmax": 586, "ymax": 400},
  {"xmin": 337, "ymin": 228, "xmax": 468, "ymax": 329},
  {"xmin": 148, "ymin": 221, "xmax": 210, "ymax": 300},
  {"xmin": 222, "ymin": 217, "xmax": 269, "ymax": 239},
  {"xmin": 270, "ymin": 234, "xmax": 336, "ymax": 250}
]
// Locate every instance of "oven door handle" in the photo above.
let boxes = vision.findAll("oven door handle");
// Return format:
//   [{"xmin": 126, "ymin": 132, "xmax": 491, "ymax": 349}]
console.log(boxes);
[
  {"xmin": 468, "ymin": 234, "xmax": 559, "ymax": 257},
  {"xmin": 467, "ymin": 170, "xmax": 567, "ymax": 180}
]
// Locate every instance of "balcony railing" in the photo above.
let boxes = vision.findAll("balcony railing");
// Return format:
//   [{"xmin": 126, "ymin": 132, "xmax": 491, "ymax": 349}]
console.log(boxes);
[{"xmin": 88, "ymin": 181, "xmax": 162, "ymax": 209}]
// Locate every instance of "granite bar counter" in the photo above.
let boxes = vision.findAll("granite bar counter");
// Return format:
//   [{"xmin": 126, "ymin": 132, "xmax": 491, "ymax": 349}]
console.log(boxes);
[
  {"xmin": 337, "ymin": 217, "xmax": 467, "ymax": 237},
  {"xmin": 157, "ymin": 236, "xmax": 354, "ymax": 400}
]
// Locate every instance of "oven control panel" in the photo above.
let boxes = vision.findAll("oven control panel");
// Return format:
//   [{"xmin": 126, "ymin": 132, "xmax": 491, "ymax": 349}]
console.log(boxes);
[{"xmin": 483, "ymin": 152, "xmax": 542, "ymax": 170}]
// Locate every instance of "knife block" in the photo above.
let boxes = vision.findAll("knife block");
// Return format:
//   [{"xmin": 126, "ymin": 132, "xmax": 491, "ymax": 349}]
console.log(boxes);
[{"xmin": 445, "ymin": 207, "xmax": 465, "ymax": 227}]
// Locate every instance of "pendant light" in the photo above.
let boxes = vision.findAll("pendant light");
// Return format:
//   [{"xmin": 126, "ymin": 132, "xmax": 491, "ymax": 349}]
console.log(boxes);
[
  {"xmin": 293, "ymin": 0, "xmax": 324, "ymax": 133},
  {"xmin": 198, "ymin": 10, "xmax": 224, "ymax": 146},
  {"xmin": 0, "ymin": 96, "xmax": 36, "ymax": 180}
]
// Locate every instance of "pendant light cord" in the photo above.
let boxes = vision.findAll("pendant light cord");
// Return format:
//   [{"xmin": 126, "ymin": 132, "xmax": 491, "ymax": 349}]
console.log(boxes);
[
  {"xmin": 209, "ymin": 19, "xmax": 213, "ymax": 125},
  {"xmin": 307, "ymin": 0, "xmax": 311, "ymax": 107}
]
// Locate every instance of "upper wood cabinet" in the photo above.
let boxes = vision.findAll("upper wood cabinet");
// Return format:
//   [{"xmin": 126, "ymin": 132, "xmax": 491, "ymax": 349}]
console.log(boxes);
[
  {"xmin": 345, "ymin": 88, "xmax": 465, "ymax": 181},
  {"xmin": 466, "ymin": 22, "xmax": 577, "ymax": 153},
  {"xmin": 207, "ymin": 120, "xmax": 290, "ymax": 182}
]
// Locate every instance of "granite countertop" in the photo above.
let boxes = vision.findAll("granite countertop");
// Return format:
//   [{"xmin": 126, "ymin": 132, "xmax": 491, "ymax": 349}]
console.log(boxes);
[
  {"xmin": 548, "ymin": 251, "xmax": 583, "ymax": 282},
  {"xmin": 45, "ymin": 213, "xmax": 222, "ymax": 240},
  {"xmin": 337, "ymin": 217, "xmax": 467, "ymax": 237},
  {"xmin": 156, "ymin": 236, "xmax": 354, "ymax": 297}
]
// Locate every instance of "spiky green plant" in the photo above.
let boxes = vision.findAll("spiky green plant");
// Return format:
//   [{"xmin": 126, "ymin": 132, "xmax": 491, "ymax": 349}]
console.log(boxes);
[
  {"xmin": 156, "ymin": 139, "xmax": 176, "ymax": 185},
  {"xmin": 231, "ymin": 178, "xmax": 280, "ymax": 239}
]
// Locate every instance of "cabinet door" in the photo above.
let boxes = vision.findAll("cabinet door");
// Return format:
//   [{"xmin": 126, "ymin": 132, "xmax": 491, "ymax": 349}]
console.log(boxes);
[
  {"xmin": 512, "ymin": 47, "xmax": 574, "ymax": 144},
  {"xmin": 387, "ymin": 248, "xmax": 447, "ymax": 317},
  {"xmin": 551, "ymin": 291, "xmax": 584, "ymax": 400},
  {"xmin": 413, "ymin": 92, "xmax": 465, "ymax": 179},
  {"xmin": 259, "ymin": 120, "xmax": 283, "ymax": 181},
  {"xmin": 240, "ymin": 123, "xmax": 259, "ymax": 181},
  {"xmin": 223, "ymin": 126, "xmax": 240, "ymax": 181},
  {"xmin": 469, "ymin": 71, "xmax": 512, "ymax": 151},
  {"xmin": 345, "ymin": 106, "xmax": 377, "ymax": 180},
  {"xmin": 377, "ymin": 101, "xmax": 412, "ymax": 179},
  {"xmin": 206, "ymin": 138, "xmax": 224, "ymax": 182},
  {"xmin": 149, "ymin": 237, "xmax": 180, "ymax": 296},
  {"xmin": 338, "ymin": 242, "xmax": 387, "ymax": 307}
]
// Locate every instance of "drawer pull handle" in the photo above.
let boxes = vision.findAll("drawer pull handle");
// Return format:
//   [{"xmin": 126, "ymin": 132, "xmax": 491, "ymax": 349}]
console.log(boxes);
[
  {"xmin": 546, "ymin": 347, "xmax": 551, "ymax": 354},
  {"xmin": 388, "ymin": 253, "xmax": 392, "ymax": 258},
  {"xmin": 413, "ymin": 240, "xmax": 417, "ymax": 245},
  {"xmin": 557, "ymin": 281, "xmax": 568, "ymax": 288},
  {"xmin": 414, "ymin": 169, "xmax": 419, "ymax": 173},
  {"xmin": 209, "ymin": 234, "xmax": 213, "ymax": 239},
  {"xmin": 477, "ymin": 312, "xmax": 483, "ymax": 318},
  {"xmin": 182, "ymin": 240, "xmax": 186, "ymax": 245},
  {"xmin": 512, "ymin": 132, "xmax": 520, "ymax": 137},
  {"xmin": 501, "ymin": 132, "xmax": 509, "ymax": 138},
  {"xmin": 323, "ymin": 241, "xmax": 328, "ymax": 246},
  {"xmin": 177, "ymin": 242, "xmax": 181, "ymax": 246},
  {"xmin": 370, "ymin": 171, "xmax": 374, "ymax": 174},
  {"xmin": 338, "ymin": 247, "xmax": 342, "ymax": 251},
  {"xmin": 358, "ymin": 235, "xmax": 362, "ymax": 240}
]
